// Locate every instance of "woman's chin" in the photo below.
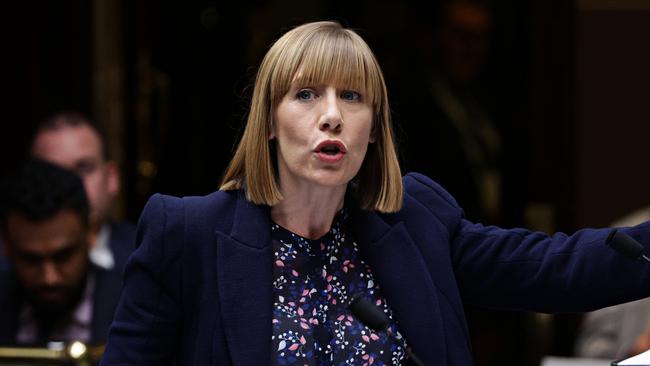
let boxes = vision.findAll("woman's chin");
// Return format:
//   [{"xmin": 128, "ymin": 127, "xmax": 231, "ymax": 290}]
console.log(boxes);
[{"xmin": 306, "ymin": 170, "xmax": 356, "ymax": 188}]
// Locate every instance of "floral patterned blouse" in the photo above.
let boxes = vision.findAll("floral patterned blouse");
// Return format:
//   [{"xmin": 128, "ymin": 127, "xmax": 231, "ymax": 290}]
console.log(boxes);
[{"xmin": 271, "ymin": 209, "xmax": 407, "ymax": 366}]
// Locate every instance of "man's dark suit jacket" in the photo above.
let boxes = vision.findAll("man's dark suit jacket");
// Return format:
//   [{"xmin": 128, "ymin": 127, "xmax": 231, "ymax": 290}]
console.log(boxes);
[
  {"xmin": 0, "ymin": 263, "xmax": 123, "ymax": 345},
  {"xmin": 101, "ymin": 173, "xmax": 650, "ymax": 365},
  {"xmin": 108, "ymin": 221, "xmax": 136, "ymax": 274}
]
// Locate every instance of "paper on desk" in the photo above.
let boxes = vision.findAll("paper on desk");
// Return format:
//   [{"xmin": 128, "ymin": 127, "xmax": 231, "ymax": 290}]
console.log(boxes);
[
  {"xmin": 617, "ymin": 349, "xmax": 650, "ymax": 365},
  {"xmin": 540, "ymin": 356, "xmax": 609, "ymax": 366}
]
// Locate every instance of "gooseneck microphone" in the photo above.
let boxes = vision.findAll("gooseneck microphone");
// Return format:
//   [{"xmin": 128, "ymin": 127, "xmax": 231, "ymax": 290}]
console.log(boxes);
[
  {"xmin": 349, "ymin": 295, "xmax": 426, "ymax": 366},
  {"xmin": 606, "ymin": 229, "xmax": 650, "ymax": 263}
]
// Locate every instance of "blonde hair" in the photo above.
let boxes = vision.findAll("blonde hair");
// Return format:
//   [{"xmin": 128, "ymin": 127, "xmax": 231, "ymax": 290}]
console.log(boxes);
[{"xmin": 220, "ymin": 21, "xmax": 403, "ymax": 212}]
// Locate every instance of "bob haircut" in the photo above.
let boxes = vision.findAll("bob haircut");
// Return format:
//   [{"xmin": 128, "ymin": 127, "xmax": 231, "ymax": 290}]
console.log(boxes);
[{"xmin": 220, "ymin": 21, "xmax": 403, "ymax": 212}]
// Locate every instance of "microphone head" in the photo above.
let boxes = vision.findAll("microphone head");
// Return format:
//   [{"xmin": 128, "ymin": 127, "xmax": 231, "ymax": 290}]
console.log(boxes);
[
  {"xmin": 349, "ymin": 294, "xmax": 390, "ymax": 332},
  {"xmin": 606, "ymin": 229, "xmax": 645, "ymax": 260}
]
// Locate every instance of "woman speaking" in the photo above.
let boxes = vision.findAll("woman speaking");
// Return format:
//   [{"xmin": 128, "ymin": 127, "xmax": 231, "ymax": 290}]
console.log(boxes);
[{"xmin": 101, "ymin": 21, "xmax": 650, "ymax": 365}]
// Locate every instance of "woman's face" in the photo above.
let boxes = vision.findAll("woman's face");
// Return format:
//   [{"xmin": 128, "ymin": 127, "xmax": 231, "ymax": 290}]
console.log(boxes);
[{"xmin": 272, "ymin": 82, "xmax": 374, "ymax": 190}]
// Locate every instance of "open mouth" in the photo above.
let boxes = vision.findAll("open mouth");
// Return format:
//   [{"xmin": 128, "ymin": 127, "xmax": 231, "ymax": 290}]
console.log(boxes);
[
  {"xmin": 319, "ymin": 145, "xmax": 342, "ymax": 155},
  {"xmin": 314, "ymin": 140, "xmax": 346, "ymax": 163},
  {"xmin": 315, "ymin": 140, "xmax": 346, "ymax": 154}
]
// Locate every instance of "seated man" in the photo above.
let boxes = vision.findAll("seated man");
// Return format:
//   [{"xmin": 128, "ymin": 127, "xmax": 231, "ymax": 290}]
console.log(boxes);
[
  {"xmin": 31, "ymin": 111, "xmax": 134, "ymax": 273},
  {"xmin": 0, "ymin": 159, "xmax": 122, "ymax": 344},
  {"xmin": 575, "ymin": 298, "xmax": 650, "ymax": 359}
]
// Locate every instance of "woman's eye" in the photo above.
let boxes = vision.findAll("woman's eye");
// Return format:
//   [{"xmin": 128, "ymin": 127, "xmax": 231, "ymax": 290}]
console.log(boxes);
[
  {"xmin": 296, "ymin": 90, "xmax": 314, "ymax": 100},
  {"xmin": 341, "ymin": 90, "xmax": 361, "ymax": 101}
]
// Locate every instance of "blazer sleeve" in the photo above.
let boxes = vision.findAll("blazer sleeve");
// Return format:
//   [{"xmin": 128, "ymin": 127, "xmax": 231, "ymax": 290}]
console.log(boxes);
[
  {"xmin": 101, "ymin": 194, "xmax": 185, "ymax": 365},
  {"xmin": 404, "ymin": 172, "xmax": 650, "ymax": 314}
]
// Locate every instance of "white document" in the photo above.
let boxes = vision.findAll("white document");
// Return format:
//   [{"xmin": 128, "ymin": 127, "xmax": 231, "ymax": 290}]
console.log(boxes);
[
  {"xmin": 617, "ymin": 349, "xmax": 650, "ymax": 365},
  {"xmin": 540, "ymin": 356, "xmax": 610, "ymax": 366}
]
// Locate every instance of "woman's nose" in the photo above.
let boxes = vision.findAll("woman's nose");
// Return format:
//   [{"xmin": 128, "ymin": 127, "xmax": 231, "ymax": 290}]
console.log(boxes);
[{"xmin": 319, "ymin": 92, "xmax": 343, "ymax": 132}]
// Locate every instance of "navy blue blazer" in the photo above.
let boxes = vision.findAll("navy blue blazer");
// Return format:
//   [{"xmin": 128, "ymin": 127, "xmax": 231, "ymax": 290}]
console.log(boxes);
[{"xmin": 102, "ymin": 173, "xmax": 650, "ymax": 365}]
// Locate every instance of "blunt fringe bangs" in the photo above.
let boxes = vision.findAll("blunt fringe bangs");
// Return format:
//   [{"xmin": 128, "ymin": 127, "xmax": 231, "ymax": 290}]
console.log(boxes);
[{"xmin": 221, "ymin": 21, "xmax": 403, "ymax": 213}]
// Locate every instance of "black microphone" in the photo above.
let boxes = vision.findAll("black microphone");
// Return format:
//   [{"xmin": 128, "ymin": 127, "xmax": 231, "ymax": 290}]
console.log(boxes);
[
  {"xmin": 349, "ymin": 294, "xmax": 426, "ymax": 366},
  {"xmin": 606, "ymin": 229, "xmax": 650, "ymax": 263}
]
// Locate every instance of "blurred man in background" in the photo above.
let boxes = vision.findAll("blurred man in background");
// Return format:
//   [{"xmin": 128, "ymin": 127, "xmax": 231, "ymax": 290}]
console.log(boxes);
[
  {"xmin": 31, "ymin": 112, "xmax": 134, "ymax": 273},
  {"xmin": 0, "ymin": 159, "xmax": 122, "ymax": 344},
  {"xmin": 401, "ymin": 0, "xmax": 501, "ymax": 224},
  {"xmin": 397, "ymin": 1, "xmax": 535, "ymax": 364}
]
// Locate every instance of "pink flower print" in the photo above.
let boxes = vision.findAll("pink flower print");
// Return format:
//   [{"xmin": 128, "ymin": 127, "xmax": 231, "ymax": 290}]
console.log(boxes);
[
  {"xmin": 271, "ymin": 213, "xmax": 407, "ymax": 365},
  {"xmin": 342, "ymin": 260, "xmax": 355, "ymax": 273}
]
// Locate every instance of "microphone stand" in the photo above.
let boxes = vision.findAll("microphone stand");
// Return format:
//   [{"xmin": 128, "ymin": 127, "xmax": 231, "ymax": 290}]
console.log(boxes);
[{"xmin": 349, "ymin": 295, "xmax": 426, "ymax": 366}]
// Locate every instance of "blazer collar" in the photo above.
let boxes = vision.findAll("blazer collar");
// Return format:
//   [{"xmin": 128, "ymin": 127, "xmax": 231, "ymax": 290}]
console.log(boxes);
[
  {"xmin": 215, "ymin": 192, "xmax": 273, "ymax": 365},
  {"xmin": 228, "ymin": 190, "xmax": 272, "ymax": 249},
  {"xmin": 216, "ymin": 192, "xmax": 445, "ymax": 365}
]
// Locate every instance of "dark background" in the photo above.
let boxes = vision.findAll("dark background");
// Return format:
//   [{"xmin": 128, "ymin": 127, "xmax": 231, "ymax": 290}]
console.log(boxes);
[{"xmin": 2, "ymin": 1, "xmax": 649, "ymax": 365}]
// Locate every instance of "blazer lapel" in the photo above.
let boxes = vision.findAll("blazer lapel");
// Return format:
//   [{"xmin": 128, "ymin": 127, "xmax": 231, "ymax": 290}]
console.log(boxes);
[
  {"xmin": 216, "ymin": 193, "xmax": 273, "ymax": 365},
  {"xmin": 350, "ymin": 208, "xmax": 447, "ymax": 366}
]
